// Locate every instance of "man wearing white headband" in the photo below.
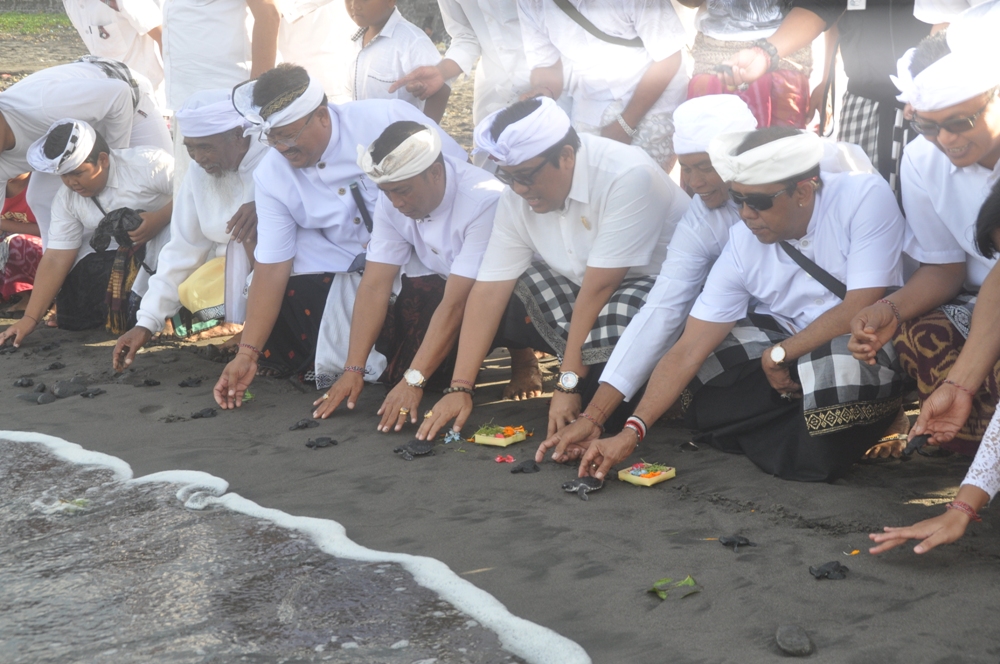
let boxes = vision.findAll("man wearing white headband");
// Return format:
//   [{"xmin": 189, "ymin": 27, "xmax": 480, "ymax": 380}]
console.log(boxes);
[
  {"xmin": 312, "ymin": 120, "xmax": 505, "ymax": 431},
  {"xmin": 0, "ymin": 120, "xmax": 172, "ymax": 347},
  {"xmin": 850, "ymin": 3, "xmax": 1000, "ymax": 461},
  {"xmin": 213, "ymin": 64, "xmax": 466, "ymax": 410},
  {"xmin": 416, "ymin": 96, "xmax": 689, "ymax": 444},
  {"xmin": 0, "ymin": 58, "xmax": 171, "ymax": 245},
  {"xmin": 111, "ymin": 89, "xmax": 271, "ymax": 372},
  {"xmin": 537, "ymin": 94, "xmax": 756, "ymax": 461},
  {"xmin": 541, "ymin": 126, "xmax": 906, "ymax": 483}
]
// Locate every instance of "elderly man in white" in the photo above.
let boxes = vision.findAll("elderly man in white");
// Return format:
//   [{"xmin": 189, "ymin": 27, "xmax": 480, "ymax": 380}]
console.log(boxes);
[
  {"xmin": 312, "ymin": 120, "xmax": 504, "ymax": 432},
  {"xmin": 211, "ymin": 65, "xmax": 465, "ymax": 411},
  {"xmin": 111, "ymin": 89, "xmax": 271, "ymax": 371},
  {"xmin": 541, "ymin": 127, "xmax": 906, "ymax": 484}
]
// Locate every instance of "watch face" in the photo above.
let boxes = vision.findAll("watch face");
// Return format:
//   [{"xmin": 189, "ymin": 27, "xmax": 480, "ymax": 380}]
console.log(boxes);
[
  {"xmin": 559, "ymin": 372, "xmax": 579, "ymax": 390},
  {"xmin": 770, "ymin": 346, "xmax": 786, "ymax": 364},
  {"xmin": 405, "ymin": 369, "xmax": 425, "ymax": 386}
]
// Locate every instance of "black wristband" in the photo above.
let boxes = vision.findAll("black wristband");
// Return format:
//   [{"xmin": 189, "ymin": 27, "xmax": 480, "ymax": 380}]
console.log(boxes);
[
  {"xmin": 443, "ymin": 386, "xmax": 475, "ymax": 398},
  {"xmin": 752, "ymin": 39, "xmax": 780, "ymax": 72}
]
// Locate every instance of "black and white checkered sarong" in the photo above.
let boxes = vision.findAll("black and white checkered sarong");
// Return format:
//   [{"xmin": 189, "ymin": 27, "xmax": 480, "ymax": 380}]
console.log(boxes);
[
  {"xmin": 692, "ymin": 317, "xmax": 904, "ymax": 436},
  {"xmin": 838, "ymin": 91, "xmax": 908, "ymax": 197},
  {"xmin": 513, "ymin": 262, "xmax": 655, "ymax": 365}
]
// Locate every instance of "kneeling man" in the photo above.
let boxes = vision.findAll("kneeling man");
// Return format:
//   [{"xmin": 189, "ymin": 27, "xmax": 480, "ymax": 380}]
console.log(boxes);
[
  {"xmin": 542, "ymin": 127, "xmax": 906, "ymax": 483},
  {"xmin": 112, "ymin": 89, "xmax": 270, "ymax": 370},
  {"xmin": 312, "ymin": 121, "xmax": 504, "ymax": 431}
]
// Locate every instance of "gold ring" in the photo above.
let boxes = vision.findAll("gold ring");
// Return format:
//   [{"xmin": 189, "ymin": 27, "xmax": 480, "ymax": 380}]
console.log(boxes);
[
  {"xmin": 322, "ymin": 393, "xmax": 330, "ymax": 400},
  {"xmin": 399, "ymin": 407, "xmax": 410, "ymax": 415},
  {"xmin": 424, "ymin": 410, "xmax": 433, "ymax": 419}
]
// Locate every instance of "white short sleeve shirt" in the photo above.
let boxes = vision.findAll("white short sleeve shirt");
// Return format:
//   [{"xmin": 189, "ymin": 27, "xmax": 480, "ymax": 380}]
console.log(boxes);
[
  {"xmin": 601, "ymin": 198, "xmax": 742, "ymax": 399},
  {"xmin": 349, "ymin": 8, "xmax": 443, "ymax": 111},
  {"xmin": 900, "ymin": 136, "xmax": 997, "ymax": 289},
  {"xmin": 690, "ymin": 172, "xmax": 905, "ymax": 334},
  {"xmin": 367, "ymin": 155, "xmax": 504, "ymax": 279},
  {"xmin": 516, "ymin": 0, "xmax": 689, "ymax": 126},
  {"xmin": 253, "ymin": 100, "xmax": 468, "ymax": 274},
  {"xmin": 914, "ymin": 0, "xmax": 990, "ymax": 24},
  {"xmin": 476, "ymin": 133, "xmax": 690, "ymax": 286}
]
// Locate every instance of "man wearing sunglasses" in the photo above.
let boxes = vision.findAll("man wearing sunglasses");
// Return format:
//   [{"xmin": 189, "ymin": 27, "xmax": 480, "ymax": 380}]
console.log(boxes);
[
  {"xmin": 539, "ymin": 126, "xmax": 905, "ymax": 483},
  {"xmin": 213, "ymin": 64, "xmax": 465, "ymax": 410},
  {"xmin": 415, "ymin": 96, "xmax": 689, "ymax": 443},
  {"xmin": 849, "ymin": 4, "xmax": 1000, "ymax": 462}
]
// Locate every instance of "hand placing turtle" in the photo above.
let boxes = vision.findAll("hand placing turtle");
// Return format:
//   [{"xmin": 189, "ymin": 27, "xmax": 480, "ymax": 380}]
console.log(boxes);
[
  {"xmin": 535, "ymin": 416, "xmax": 601, "ymax": 464},
  {"xmin": 313, "ymin": 370, "xmax": 365, "ymax": 419},
  {"xmin": 416, "ymin": 391, "xmax": 473, "ymax": 441},
  {"xmin": 577, "ymin": 428, "xmax": 640, "ymax": 481},
  {"xmin": 375, "ymin": 381, "xmax": 423, "ymax": 433}
]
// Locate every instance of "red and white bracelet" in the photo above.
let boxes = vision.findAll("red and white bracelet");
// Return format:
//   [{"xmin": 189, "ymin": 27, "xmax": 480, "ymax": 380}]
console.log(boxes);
[
  {"xmin": 623, "ymin": 415, "xmax": 647, "ymax": 445},
  {"xmin": 946, "ymin": 500, "xmax": 982, "ymax": 521},
  {"xmin": 943, "ymin": 378, "xmax": 977, "ymax": 398}
]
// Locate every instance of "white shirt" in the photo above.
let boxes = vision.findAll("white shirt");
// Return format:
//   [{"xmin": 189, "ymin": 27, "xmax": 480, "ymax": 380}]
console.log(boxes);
[
  {"xmin": 277, "ymin": 0, "xmax": 356, "ymax": 101},
  {"xmin": 161, "ymin": 0, "xmax": 252, "ymax": 111},
  {"xmin": 476, "ymin": 134, "xmax": 689, "ymax": 285},
  {"xmin": 0, "ymin": 62, "xmax": 145, "ymax": 211},
  {"xmin": 62, "ymin": 0, "xmax": 165, "ymax": 105},
  {"xmin": 691, "ymin": 172, "xmax": 905, "ymax": 333},
  {"xmin": 965, "ymin": 407, "xmax": 1000, "ymax": 500},
  {"xmin": 253, "ymin": 100, "xmax": 467, "ymax": 274},
  {"xmin": 48, "ymin": 147, "xmax": 174, "ymax": 294},
  {"xmin": 349, "ymin": 8, "xmax": 443, "ymax": 111},
  {"xmin": 439, "ymin": 0, "xmax": 532, "ymax": 124},
  {"xmin": 901, "ymin": 136, "xmax": 997, "ymax": 290},
  {"xmin": 914, "ymin": 0, "xmax": 990, "ymax": 24},
  {"xmin": 601, "ymin": 197, "xmax": 741, "ymax": 400},
  {"xmin": 367, "ymin": 155, "xmax": 504, "ymax": 279},
  {"xmin": 516, "ymin": 0, "xmax": 689, "ymax": 126},
  {"xmin": 135, "ymin": 140, "xmax": 269, "ymax": 333}
]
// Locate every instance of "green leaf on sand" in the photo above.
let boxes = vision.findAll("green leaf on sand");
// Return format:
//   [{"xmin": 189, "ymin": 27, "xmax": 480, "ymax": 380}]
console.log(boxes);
[{"xmin": 648, "ymin": 575, "xmax": 701, "ymax": 601}]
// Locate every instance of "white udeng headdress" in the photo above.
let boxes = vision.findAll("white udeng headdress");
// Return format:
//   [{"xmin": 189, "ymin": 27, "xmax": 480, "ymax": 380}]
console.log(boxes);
[
  {"xmin": 672, "ymin": 95, "xmax": 758, "ymax": 156},
  {"xmin": 892, "ymin": 1, "xmax": 1000, "ymax": 111},
  {"xmin": 472, "ymin": 96, "xmax": 572, "ymax": 167},
  {"xmin": 709, "ymin": 130, "xmax": 824, "ymax": 185},
  {"xmin": 26, "ymin": 119, "xmax": 98, "ymax": 175},
  {"xmin": 175, "ymin": 89, "xmax": 247, "ymax": 138},
  {"xmin": 358, "ymin": 125, "xmax": 443, "ymax": 184},
  {"xmin": 232, "ymin": 75, "xmax": 325, "ymax": 136}
]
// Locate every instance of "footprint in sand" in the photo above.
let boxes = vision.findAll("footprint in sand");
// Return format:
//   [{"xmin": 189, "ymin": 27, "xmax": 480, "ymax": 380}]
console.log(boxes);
[{"xmin": 139, "ymin": 404, "xmax": 163, "ymax": 414}]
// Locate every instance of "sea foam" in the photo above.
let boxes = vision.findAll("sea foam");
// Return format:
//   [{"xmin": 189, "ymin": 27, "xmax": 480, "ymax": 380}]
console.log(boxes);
[{"xmin": 0, "ymin": 430, "xmax": 591, "ymax": 664}]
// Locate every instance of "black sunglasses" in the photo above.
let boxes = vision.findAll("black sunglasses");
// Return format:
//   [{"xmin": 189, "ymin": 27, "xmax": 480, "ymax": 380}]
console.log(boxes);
[
  {"xmin": 496, "ymin": 159, "xmax": 550, "ymax": 187},
  {"xmin": 730, "ymin": 187, "xmax": 792, "ymax": 212},
  {"xmin": 910, "ymin": 99, "xmax": 992, "ymax": 138}
]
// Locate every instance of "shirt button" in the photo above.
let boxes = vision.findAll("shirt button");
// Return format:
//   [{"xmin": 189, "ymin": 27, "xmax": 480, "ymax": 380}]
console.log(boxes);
[
  {"xmin": 354, "ymin": 217, "xmax": 361, "ymax": 224},
  {"xmin": 814, "ymin": 298, "xmax": 823, "ymax": 305},
  {"xmin": 318, "ymin": 162, "xmax": 326, "ymax": 169},
  {"xmin": 800, "ymin": 240, "xmax": 809, "ymax": 247},
  {"xmin": 338, "ymin": 187, "xmax": 346, "ymax": 195}
]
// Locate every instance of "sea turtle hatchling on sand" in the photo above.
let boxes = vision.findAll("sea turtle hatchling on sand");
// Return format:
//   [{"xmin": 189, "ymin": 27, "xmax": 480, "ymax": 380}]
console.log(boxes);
[
  {"xmin": 393, "ymin": 439, "xmax": 435, "ymax": 461},
  {"xmin": 562, "ymin": 476, "xmax": 604, "ymax": 501}
]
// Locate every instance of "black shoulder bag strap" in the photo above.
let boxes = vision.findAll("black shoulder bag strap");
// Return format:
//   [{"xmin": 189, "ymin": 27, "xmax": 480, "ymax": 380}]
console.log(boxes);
[
  {"xmin": 349, "ymin": 182, "xmax": 374, "ymax": 233},
  {"xmin": 551, "ymin": 0, "xmax": 644, "ymax": 48},
  {"xmin": 778, "ymin": 241, "xmax": 847, "ymax": 300}
]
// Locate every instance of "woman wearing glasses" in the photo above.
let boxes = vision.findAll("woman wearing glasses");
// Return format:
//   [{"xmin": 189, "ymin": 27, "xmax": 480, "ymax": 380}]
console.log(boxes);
[{"xmin": 848, "ymin": 8, "xmax": 1000, "ymax": 464}]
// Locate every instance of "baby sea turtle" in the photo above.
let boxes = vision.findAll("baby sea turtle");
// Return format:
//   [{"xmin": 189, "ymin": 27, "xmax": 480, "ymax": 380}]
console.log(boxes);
[
  {"xmin": 33, "ymin": 383, "xmax": 46, "ymax": 393},
  {"xmin": 13, "ymin": 377, "xmax": 33, "ymax": 387},
  {"xmin": 305, "ymin": 436, "xmax": 337, "ymax": 449},
  {"xmin": 510, "ymin": 460, "xmax": 540, "ymax": 474},
  {"xmin": 136, "ymin": 378, "xmax": 161, "ymax": 387},
  {"xmin": 178, "ymin": 377, "xmax": 202, "ymax": 388},
  {"xmin": 902, "ymin": 434, "xmax": 930, "ymax": 457},
  {"xmin": 719, "ymin": 535, "xmax": 757, "ymax": 552},
  {"xmin": 80, "ymin": 388, "xmax": 106, "ymax": 398},
  {"xmin": 809, "ymin": 561, "xmax": 849, "ymax": 580},
  {"xmin": 191, "ymin": 408, "xmax": 217, "ymax": 419},
  {"xmin": 394, "ymin": 439, "xmax": 435, "ymax": 461},
  {"xmin": 562, "ymin": 476, "xmax": 604, "ymax": 501},
  {"xmin": 289, "ymin": 418, "xmax": 320, "ymax": 431},
  {"xmin": 46, "ymin": 362, "xmax": 65, "ymax": 370}
]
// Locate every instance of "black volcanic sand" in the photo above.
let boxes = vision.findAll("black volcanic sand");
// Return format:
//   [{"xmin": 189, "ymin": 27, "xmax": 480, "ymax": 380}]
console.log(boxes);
[{"xmin": 1, "ymin": 319, "xmax": 999, "ymax": 663}]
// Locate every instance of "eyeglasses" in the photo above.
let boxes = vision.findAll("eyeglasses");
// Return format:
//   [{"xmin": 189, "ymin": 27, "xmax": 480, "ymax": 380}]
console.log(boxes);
[
  {"xmin": 261, "ymin": 112, "xmax": 314, "ymax": 148},
  {"xmin": 495, "ymin": 159, "xmax": 550, "ymax": 187},
  {"xmin": 910, "ymin": 99, "xmax": 992, "ymax": 138},
  {"xmin": 730, "ymin": 187, "xmax": 791, "ymax": 212}
]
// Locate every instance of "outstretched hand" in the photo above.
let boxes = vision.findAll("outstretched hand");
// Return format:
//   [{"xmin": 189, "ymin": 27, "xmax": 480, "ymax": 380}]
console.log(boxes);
[
  {"xmin": 578, "ymin": 430, "xmax": 638, "ymax": 481},
  {"xmin": 312, "ymin": 371, "xmax": 364, "ymax": 420},
  {"xmin": 376, "ymin": 382, "xmax": 423, "ymax": 433},
  {"xmin": 848, "ymin": 302, "xmax": 898, "ymax": 364},
  {"xmin": 415, "ymin": 392, "xmax": 473, "ymax": 441},
  {"xmin": 535, "ymin": 416, "xmax": 601, "ymax": 464},
  {"xmin": 869, "ymin": 509, "xmax": 972, "ymax": 554},
  {"xmin": 0, "ymin": 317, "xmax": 36, "ymax": 348},
  {"xmin": 388, "ymin": 65, "xmax": 445, "ymax": 99},
  {"xmin": 214, "ymin": 352, "xmax": 257, "ymax": 409},
  {"xmin": 113, "ymin": 326, "xmax": 153, "ymax": 372},
  {"xmin": 910, "ymin": 381, "xmax": 974, "ymax": 445}
]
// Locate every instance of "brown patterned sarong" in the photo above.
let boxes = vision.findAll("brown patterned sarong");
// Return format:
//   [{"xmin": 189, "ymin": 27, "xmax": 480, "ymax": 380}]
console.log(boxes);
[
  {"xmin": 375, "ymin": 274, "xmax": 453, "ymax": 390},
  {"xmin": 893, "ymin": 309, "xmax": 1000, "ymax": 456}
]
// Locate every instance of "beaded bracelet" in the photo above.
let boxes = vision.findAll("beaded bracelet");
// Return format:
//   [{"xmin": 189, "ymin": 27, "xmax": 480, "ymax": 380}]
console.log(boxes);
[
  {"xmin": 451, "ymin": 378, "xmax": 475, "ymax": 388},
  {"xmin": 943, "ymin": 378, "xmax": 977, "ymax": 398},
  {"xmin": 238, "ymin": 342, "xmax": 261, "ymax": 356},
  {"xmin": 577, "ymin": 410, "xmax": 605, "ymax": 433},
  {"xmin": 615, "ymin": 113, "xmax": 638, "ymax": 138},
  {"xmin": 752, "ymin": 38, "xmax": 780, "ymax": 72},
  {"xmin": 443, "ymin": 385, "xmax": 475, "ymax": 397},
  {"xmin": 876, "ymin": 298, "xmax": 902, "ymax": 326},
  {"xmin": 344, "ymin": 365, "xmax": 366, "ymax": 375},
  {"xmin": 946, "ymin": 500, "xmax": 982, "ymax": 521}
]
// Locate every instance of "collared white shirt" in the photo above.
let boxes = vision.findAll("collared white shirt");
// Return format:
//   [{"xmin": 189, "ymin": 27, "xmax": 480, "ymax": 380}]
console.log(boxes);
[
  {"xmin": 367, "ymin": 154, "xmax": 504, "ymax": 279},
  {"xmin": 48, "ymin": 147, "xmax": 174, "ymax": 294},
  {"xmin": 349, "ymin": 7, "xmax": 443, "ymax": 111},
  {"xmin": 135, "ymin": 140, "xmax": 268, "ymax": 333},
  {"xmin": 253, "ymin": 100, "xmax": 467, "ymax": 274},
  {"xmin": 161, "ymin": 0, "xmax": 252, "ymax": 111},
  {"xmin": 601, "ymin": 197, "xmax": 741, "ymax": 400},
  {"xmin": 901, "ymin": 136, "xmax": 998, "ymax": 290},
  {"xmin": 277, "ymin": 0, "xmax": 356, "ymax": 101},
  {"xmin": 476, "ymin": 133, "xmax": 689, "ymax": 285},
  {"xmin": 516, "ymin": 0, "xmax": 688, "ymax": 126},
  {"xmin": 439, "ymin": 0, "xmax": 532, "ymax": 124},
  {"xmin": 62, "ymin": 0, "xmax": 165, "ymax": 105},
  {"xmin": 914, "ymin": 0, "xmax": 989, "ymax": 24},
  {"xmin": 691, "ymin": 172, "xmax": 905, "ymax": 334},
  {"xmin": 0, "ymin": 61, "xmax": 149, "ymax": 210}
]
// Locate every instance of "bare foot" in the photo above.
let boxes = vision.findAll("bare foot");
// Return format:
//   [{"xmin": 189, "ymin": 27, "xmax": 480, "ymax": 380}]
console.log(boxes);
[
  {"xmin": 503, "ymin": 347, "xmax": 543, "ymax": 400},
  {"xmin": 220, "ymin": 330, "xmax": 243, "ymax": 349},
  {"xmin": 187, "ymin": 322, "xmax": 244, "ymax": 342},
  {"xmin": 864, "ymin": 407, "xmax": 911, "ymax": 459}
]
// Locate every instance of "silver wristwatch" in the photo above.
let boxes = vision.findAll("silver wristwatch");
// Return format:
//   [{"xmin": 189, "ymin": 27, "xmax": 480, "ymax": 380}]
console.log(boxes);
[
  {"xmin": 404, "ymin": 368, "xmax": 427, "ymax": 388},
  {"xmin": 556, "ymin": 371, "xmax": 580, "ymax": 394},
  {"xmin": 769, "ymin": 344, "xmax": 787, "ymax": 366}
]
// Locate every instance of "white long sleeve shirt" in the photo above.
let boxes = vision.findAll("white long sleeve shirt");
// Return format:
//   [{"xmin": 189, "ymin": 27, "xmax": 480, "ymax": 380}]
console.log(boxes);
[{"xmin": 135, "ymin": 140, "xmax": 268, "ymax": 333}]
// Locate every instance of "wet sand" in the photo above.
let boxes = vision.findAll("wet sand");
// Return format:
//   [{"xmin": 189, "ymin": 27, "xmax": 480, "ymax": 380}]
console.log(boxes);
[{"xmin": 2, "ymin": 320, "xmax": 999, "ymax": 663}]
